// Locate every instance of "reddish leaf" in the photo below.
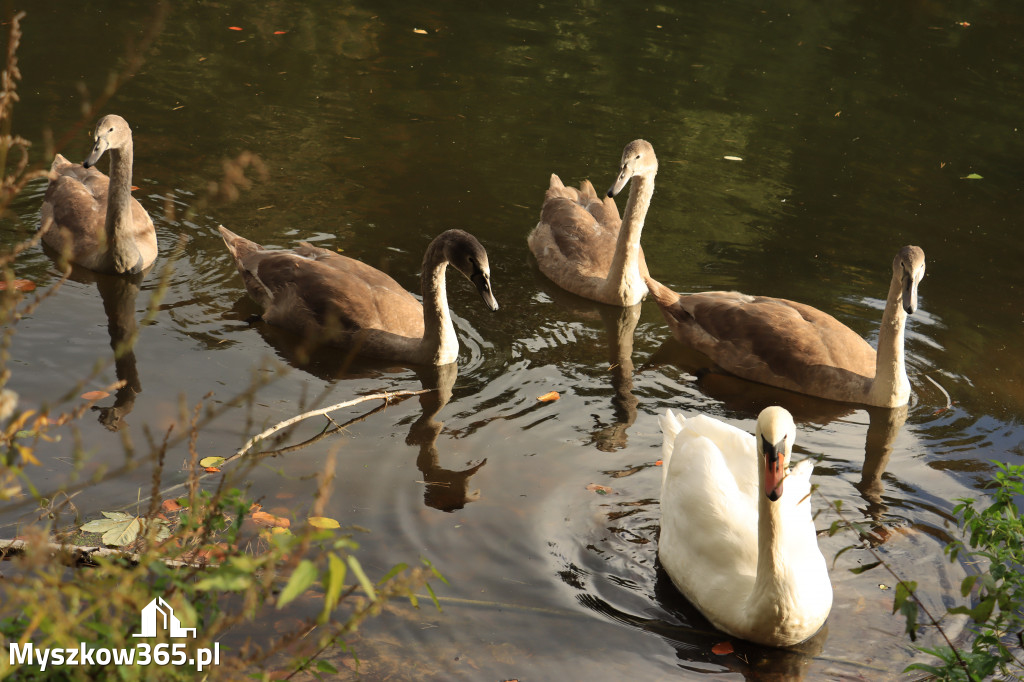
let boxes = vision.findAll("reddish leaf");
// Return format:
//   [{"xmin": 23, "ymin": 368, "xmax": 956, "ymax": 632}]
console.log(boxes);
[
  {"xmin": 273, "ymin": 30, "xmax": 287, "ymax": 35},
  {"xmin": 585, "ymin": 483, "xmax": 613, "ymax": 495},
  {"xmin": 0, "ymin": 279, "xmax": 36, "ymax": 291},
  {"xmin": 80, "ymin": 390, "xmax": 110, "ymax": 401},
  {"xmin": 537, "ymin": 391, "xmax": 560, "ymax": 402},
  {"xmin": 228, "ymin": 26, "xmax": 243, "ymax": 31},
  {"xmin": 203, "ymin": 466, "xmax": 221, "ymax": 473},
  {"xmin": 711, "ymin": 641, "xmax": 734, "ymax": 655},
  {"xmin": 161, "ymin": 499, "xmax": 183, "ymax": 512},
  {"xmin": 654, "ymin": 459, "xmax": 663, "ymax": 466}
]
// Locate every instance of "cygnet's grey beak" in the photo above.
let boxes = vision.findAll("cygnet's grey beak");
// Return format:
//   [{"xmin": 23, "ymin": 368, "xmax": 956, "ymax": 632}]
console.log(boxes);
[{"xmin": 83, "ymin": 137, "xmax": 110, "ymax": 169}]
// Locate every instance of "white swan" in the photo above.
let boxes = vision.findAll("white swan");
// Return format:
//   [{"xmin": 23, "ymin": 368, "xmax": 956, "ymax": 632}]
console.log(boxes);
[
  {"xmin": 658, "ymin": 406, "xmax": 832, "ymax": 647},
  {"xmin": 218, "ymin": 227, "xmax": 498, "ymax": 365},
  {"xmin": 527, "ymin": 140, "xmax": 656, "ymax": 306},
  {"xmin": 645, "ymin": 246, "xmax": 926, "ymax": 407},
  {"xmin": 41, "ymin": 114, "xmax": 157, "ymax": 274}
]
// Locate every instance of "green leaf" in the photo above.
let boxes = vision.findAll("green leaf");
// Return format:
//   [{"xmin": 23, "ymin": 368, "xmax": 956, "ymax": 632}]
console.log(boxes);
[
  {"xmin": 893, "ymin": 581, "xmax": 917, "ymax": 612},
  {"xmin": 377, "ymin": 562, "xmax": 408, "ymax": 586},
  {"xmin": 421, "ymin": 557, "xmax": 449, "ymax": 585},
  {"xmin": 849, "ymin": 560, "xmax": 882, "ymax": 575},
  {"xmin": 321, "ymin": 553, "xmax": 346, "ymax": 619},
  {"xmin": 899, "ymin": 598, "xmax": 918, "ymax": 640},
  {"xmin": 193, "ymin": 569, "xmax": 252, "ymax": 592},
  {"xmin": 424, "ymin": 582, "xmax": 442, "ymax": 612},
  {"xmin": 316, "ymin": 660, "xmax": 339, "ymax": 674},
  {"xmin": 278, "ymin": 559, "xmax": 317, "ymax": 609},
  {"xmin": 347, "ymin": 556, "xmax": 377, "ymax": 602},
  {"xmin": 961, "ymin": 574, "xmax": 978, "ymax": 597},
  {"xmin": 199, "ymin": 456, "xmax": 225, "ymax": 468},
  {"xmin": 962, "ymin": 173, "xmax": 983, "ymax": 180},
  {"xmin": 830, "ymin": 544, "xmax": 858, "ymax": 568}
]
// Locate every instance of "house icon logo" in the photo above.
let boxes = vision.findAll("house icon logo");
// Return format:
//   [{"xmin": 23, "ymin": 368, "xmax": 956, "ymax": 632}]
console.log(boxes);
[{"xmin": 132, "ymin": 597, "xmax": 197, "ymax": 638}]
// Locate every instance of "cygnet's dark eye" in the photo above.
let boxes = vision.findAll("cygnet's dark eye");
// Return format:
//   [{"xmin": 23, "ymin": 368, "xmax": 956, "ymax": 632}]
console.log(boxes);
[
  {"xmin": 109, "ymin": 127, "xmax": 114, "ymax": 132},
  {"xmin": 635, "ymin": 154, "xmax": 640, "ymax": 159}
]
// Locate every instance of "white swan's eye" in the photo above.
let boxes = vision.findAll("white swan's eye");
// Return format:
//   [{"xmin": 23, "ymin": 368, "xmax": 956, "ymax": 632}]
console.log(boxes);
[
  {"xmin": 635, "ymin": 154, "xmax": 640, "ymax": 159},
  {"xmin": 108, "ymin": 127, "xmax": 114, "ymax": 132}
]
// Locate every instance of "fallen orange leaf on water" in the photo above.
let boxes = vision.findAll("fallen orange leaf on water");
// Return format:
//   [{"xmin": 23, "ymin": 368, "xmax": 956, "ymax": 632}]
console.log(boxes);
[
  {"xmin": 161, "ymin": 499, "xmax": 183, "ymax": 512},
  {"xmin": 0, "ymin": 279, "xmax": 36, "ymax": 291},
  {"xmin": 80, "ymin": 390, "xmax": 110, "ymax": 401},
  {"xmin": 413, "ymin": 28, "xmax": 428, "ymax": 34},
  {"xmin": 537, "ymin": 391, "xmax": 560, "ymax": 402},
  {"xmin": 273, "ymin": 30, "xmax": 287, "ymax": 35},
  {"xmin": 228, "ymin": 26, "xmax": 243, "ymax": 31},
  {"xmin": 203, "ymin": 466, "xmax": 221, "ymax": 473},
  {"xmin": 252, "ymin": 511, "xmax": 290, "ymax": 528},
  {"xmin": 655, "ymin": 459, "xmax": 663, "ymax": 466},
  {"xmin": 585, "ymin": 483, "xmax": 613, "ymax": 495},
  {"xmin": 711, "ymin": 641, "xmax": 734, "ymax": 655}
]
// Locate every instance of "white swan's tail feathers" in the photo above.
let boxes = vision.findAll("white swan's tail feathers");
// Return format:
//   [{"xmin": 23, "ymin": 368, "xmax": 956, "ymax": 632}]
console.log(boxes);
[{"xmin": 658, "ymin": 409, "xmax": 687, "ymax": 477}]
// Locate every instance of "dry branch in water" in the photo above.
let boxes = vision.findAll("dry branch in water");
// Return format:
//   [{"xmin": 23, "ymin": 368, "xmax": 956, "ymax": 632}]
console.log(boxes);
[
  {"xmin": 0, "ymin": 538, "xmax": 216, "ymax": 569},
  {"xmin": 232, "ymin": 389, "xmax": 432, "ymax": 460}
]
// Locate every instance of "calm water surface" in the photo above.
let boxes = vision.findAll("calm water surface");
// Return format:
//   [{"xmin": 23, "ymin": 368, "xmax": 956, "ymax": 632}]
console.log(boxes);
[{"xmin": 3, "ymin": 1, "xmax": 1023, "ymax": 679}]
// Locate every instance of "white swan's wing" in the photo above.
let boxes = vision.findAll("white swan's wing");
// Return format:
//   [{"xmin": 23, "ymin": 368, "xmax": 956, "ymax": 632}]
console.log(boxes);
[
  {"xmin": 659, "ymin": 415, "xmax": 760, "ymax": 590},
  {"xmin": 679, "ymin": 414, "xmax": 759, "ymax": 498}
]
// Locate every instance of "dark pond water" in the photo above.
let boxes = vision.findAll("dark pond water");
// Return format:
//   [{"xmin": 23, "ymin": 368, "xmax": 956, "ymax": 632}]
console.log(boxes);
[{"xmin": 3, "ymin": 0, "xmax": 1024, "ymax": 679}]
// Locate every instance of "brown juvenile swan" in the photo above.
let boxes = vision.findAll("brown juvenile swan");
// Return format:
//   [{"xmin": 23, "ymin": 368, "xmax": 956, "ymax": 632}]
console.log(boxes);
[
  {"xmin": 645, "ymin": 246, "xmax": 926, "ymax": 407},
  {"xmin": 528, "ymin": 140, "xmax": 657, "ymax": 306},
  {"xmin": 218, "ymin": 227, "xmax": 499, "ymax": 365},
  {"xmin": 41, "ymin": 115, "xmax": 157, "ymax": 274}
]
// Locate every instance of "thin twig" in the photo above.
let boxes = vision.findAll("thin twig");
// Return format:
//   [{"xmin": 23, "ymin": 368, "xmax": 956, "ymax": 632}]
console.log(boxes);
[{"xmin": 232, "ymin": 389, "xmax": 432, "ymax": 459}]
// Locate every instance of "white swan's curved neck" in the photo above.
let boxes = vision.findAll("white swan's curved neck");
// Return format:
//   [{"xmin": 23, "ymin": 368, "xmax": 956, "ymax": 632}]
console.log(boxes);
[
  {"xmin": 607, "ymin": 173, "xmax": 653, "ymax": 302},
  {"xmin": 420, "ymin": 260, "xmax": 458, "ymax": 365},
  {"xmin": 105, "ymin": 141, "xmax": 141, "ymax": 273},
  {"xmin": 752, "ymin": 487, "xmax": 786, "ymax": 597},
  {"xmin": 868, "ymin": 270, "xmax": 910, "ymax": 407}
]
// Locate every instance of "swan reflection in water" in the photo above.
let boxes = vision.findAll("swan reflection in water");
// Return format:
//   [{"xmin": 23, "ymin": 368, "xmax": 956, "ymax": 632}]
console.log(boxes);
[
  {"xmin": 243, "ymin": 319, "xmax": 488, "ymax": 512},
  {"xmin": 407, "ymin": 363, "xmax": 487, "ymax": 512},
  {"xmin": 530, "ymin": 274, "xmax": 643, "ymax": 451},
  {"xmin": 588, "ymin": 303, "xmax": 640, "ymax": 452},
  {"xmin": 41, "ymin": 257, "xmax": 146, "ymax": 432},
  {"xmin": 92, "ymin": 273, "xmax": 143, "ymax": 431}
]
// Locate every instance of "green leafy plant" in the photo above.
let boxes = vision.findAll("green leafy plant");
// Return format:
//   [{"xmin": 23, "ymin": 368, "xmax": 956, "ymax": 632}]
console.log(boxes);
[{"xmin": 903, "ymin": 461, "xmax": 1024, "ymax": 681}]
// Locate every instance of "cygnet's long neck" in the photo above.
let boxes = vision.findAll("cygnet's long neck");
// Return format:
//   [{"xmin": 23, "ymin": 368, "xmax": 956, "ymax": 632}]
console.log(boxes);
[
  {"xmin": 419, "ymin": 252, "xmax": 459, "ymax": 365},
  {"xmin": 868, "ymin": 269, "xmax": 910, "ymax": 407},
  {"xmin": 607, "ymin": 172, "xmax": 653, "ymax": 303},
  {"xmin": 105, "ymin": 141, "xmax": 142, "ymax": 274}
]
